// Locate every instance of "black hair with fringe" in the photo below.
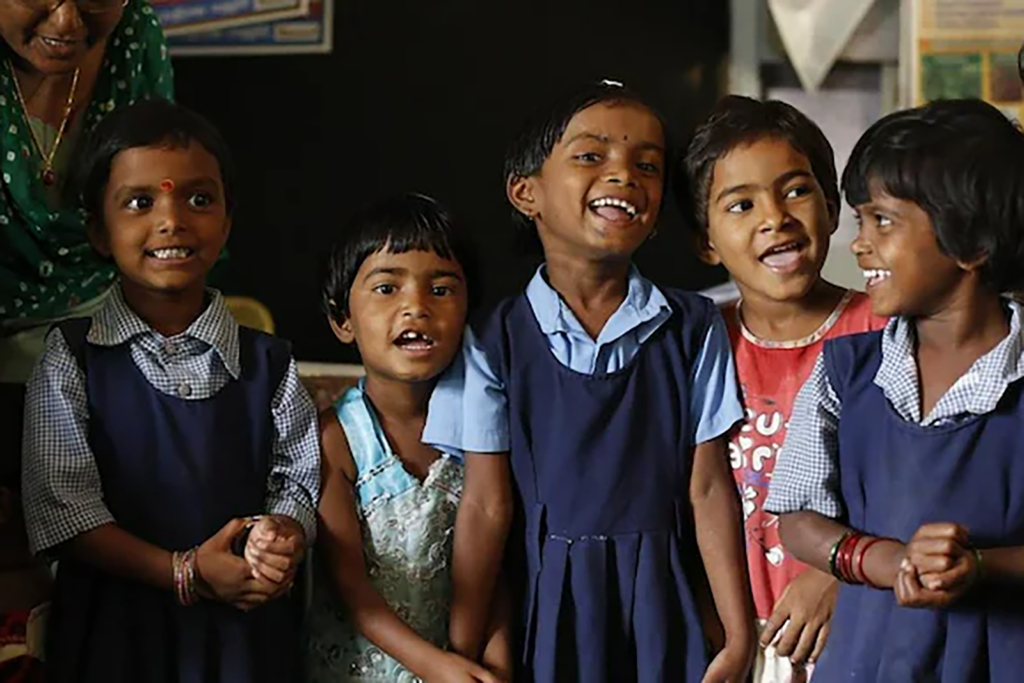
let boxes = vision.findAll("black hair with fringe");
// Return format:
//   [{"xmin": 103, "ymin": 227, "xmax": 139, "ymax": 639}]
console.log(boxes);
[{"xmin": 321, "ymin": 193, "xmax": 479, "ymax": 321}]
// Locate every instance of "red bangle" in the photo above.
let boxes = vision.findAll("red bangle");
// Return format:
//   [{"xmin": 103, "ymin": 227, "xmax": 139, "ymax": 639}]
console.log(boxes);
[
  {"xmin": 838, "ymin": 532, "xmax": 863, "ymax": 583},
  {"xmin": 854, "ymin": 536, "xmax": 885, "ymax": 588},
  {"xmin": 846, "ymin": 533, "xmax": 863, "ymax": 583}
]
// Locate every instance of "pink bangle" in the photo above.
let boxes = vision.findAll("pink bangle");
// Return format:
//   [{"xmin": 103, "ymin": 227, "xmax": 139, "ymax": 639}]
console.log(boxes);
[
  {"xmin": 173, "ymin": 548, "xmax": 200, "ymax": 606},
  {"xmin": 184, "ymin": 548, "xmax": 199, "ymax": 605}
]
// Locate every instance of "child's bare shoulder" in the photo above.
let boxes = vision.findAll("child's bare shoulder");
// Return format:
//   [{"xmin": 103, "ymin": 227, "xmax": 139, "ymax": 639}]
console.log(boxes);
[{"xmin": 318, "ymin": 408, "xmax": 356, "ymax": 482}]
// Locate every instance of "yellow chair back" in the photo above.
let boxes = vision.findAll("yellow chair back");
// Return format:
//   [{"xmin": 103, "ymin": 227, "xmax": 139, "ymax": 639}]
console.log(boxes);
[{"xmin": 224, "ymin": 296, "xmax": 275, "ymax": 334}]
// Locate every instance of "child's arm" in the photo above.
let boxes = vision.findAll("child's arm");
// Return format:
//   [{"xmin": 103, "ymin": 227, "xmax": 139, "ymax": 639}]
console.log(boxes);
[
  {"xmin": 753, "ymin": 350, "xmax": 842, "ymax": 664},
  {"xmin": 449, "ymin": 453, "xmax": 513, "ymax": 661},
  {"xmin": 247, "ymin": 358, "xmax": 321, "ymax": 592},
  {"xmin": 424, "ymin": 330, "xmax": 515, "ymax": 661},
  {"xmin": 317, "ymin": 411, "xmax": 501, "ymax": 683},
  {"xmin": 778, "ymin": 511, "xmax": 906, "ymax": 589},
  {"xmin": 68, "ymin": 519, "xmax": 276, "ymax": 610},
  {"xmin": 690, "ymin": 437, "xmax": 756, "ymax": 683},
  {"xmin": 684, "ymin": 311, "xmax": 753, "ymax": 681},
  {"xmin": 480, "ymin": 575, "xmax": 513, "ymax": 680},
  {"xmin": 973, "ymin": 547, "xmax": 1024, "ymax": 582},
  {"xmin": 759, "ymin": 566, "xmax": 838, "ymax": 666},
  {"xmin": 22, "ymin": 330, "xmax": 273, "ymax": 609},
  {"xmin": 770, "ymin": 355, "xmax": 924, "ymax": 604}
]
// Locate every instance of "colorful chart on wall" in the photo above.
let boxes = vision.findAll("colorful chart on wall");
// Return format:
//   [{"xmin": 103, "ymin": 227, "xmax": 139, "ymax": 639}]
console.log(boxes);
[
  {"xmin": 904, "ymin": 0, "xmax": 1024, "ymax": 119},
  {"xmin": 162, "ymin": 0, "xmax": 333, "ymax": 56}
]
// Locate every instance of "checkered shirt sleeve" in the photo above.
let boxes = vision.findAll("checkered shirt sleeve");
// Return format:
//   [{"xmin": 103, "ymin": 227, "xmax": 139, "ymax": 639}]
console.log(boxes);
[
  {"xmin": 764, "ymin": 353, "xmax": 845, "ymax": 519},
  {"xmin": 21, "ymin": 328, "xmax": 115, "ymax": 556},
  {"xmin": 266, "ymin": 358, "xmax": 321, "ymax": 544}
]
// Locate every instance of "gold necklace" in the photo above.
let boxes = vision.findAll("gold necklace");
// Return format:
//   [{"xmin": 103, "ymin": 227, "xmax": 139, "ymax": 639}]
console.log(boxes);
[{"xmin": 8, "ymin": 59, "xmax": 80, "ymax": 186}]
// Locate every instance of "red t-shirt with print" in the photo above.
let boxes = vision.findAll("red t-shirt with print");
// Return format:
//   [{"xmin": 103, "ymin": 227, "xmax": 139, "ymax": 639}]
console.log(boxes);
[{"xmin": 724, "ymin": 290, "xmax": 887, "ymax": 620}]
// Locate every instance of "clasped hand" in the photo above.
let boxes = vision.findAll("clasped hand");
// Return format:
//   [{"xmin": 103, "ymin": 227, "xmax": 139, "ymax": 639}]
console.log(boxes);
[
  {"xmin": 193, "ymin": 515, "xmax": 306, "ymax": 611},
  {"xmin": 894, "ymin": 523, "xmax": 981, "ymax": 609}
]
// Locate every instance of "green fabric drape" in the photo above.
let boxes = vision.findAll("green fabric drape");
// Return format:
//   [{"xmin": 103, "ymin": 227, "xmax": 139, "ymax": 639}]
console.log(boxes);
[{"xmin": 0, "ymin": 1, "xmax": 174, "ymax": 325}]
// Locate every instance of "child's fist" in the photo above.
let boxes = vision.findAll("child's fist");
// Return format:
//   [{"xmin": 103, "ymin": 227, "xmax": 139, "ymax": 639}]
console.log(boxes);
[
  {"xmin": 895, "ymin": 522, "xmax": 980, "ymax": 608},
  {"xmin": 196, "ymin": 518, "xmax": 278, "ymax": 610},
  {"xmin": 243, "ymin": 515, "xmax": 306, "ymax": 586},
  {"xmin": 905, "ymin": 522, "xmax": 977, "ymax": 592}
]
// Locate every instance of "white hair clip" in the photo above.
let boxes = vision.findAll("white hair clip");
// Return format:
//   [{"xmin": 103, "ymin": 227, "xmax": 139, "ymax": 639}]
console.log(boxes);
[{"xmin": 600, "ymin": 79, "xmax": 625, "ymax": 88}]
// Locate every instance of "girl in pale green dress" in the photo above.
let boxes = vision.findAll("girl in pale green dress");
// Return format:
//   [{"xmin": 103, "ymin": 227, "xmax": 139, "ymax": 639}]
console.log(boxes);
[{"xmin": 305, "ymin": 194, "xmax": 509, "ymax": 682}]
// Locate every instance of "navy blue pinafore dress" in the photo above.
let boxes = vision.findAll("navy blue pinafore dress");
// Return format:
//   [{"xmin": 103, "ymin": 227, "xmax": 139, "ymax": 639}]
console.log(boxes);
[
  {"xmin": 476, "ymin": 290, "xmax": 716, "ymax": 683},
  {"xmin": 44, "ymin": 319, "xmax": 302, "ymax": 683},
  {"xmin": 814, "ymin": 332, "xmax": 1024, "ymax": 682}
]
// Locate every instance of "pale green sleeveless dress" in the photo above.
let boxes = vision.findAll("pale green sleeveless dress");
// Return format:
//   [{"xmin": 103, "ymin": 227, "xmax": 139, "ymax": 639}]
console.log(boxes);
[{"xmin": 304, "ymin": 382, "xmax": 463, "ymax": 682}]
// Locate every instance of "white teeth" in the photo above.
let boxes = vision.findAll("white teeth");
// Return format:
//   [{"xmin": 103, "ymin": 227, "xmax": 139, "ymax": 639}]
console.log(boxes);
[
  {"xmin": 150, "ymin": 248, "xmax": 190, "ymax": 260},
  {"xmin": 766, "ymin": 242, "xmax": 800, "ymax": 255},
  {"xmin": 862, "ymin": 269, "xmax": 892, "ymax": 283},
  {"xmin": 590, "ymin": 197, "xmax": 638, "ymax": 217},
  {"xmin": 399, "ymin": 331, "xmax": 431, "ymax": 342},
  {"xmin": 40, "ymin": 37, "xmax": 72, "ymax": 47}
]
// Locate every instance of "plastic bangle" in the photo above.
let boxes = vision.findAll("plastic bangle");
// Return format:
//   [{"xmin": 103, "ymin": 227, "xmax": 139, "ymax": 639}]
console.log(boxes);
[
  {"xmin": 972, "ymin": 546, "xmax": 984, "ymax": 583},
  {"xmin": 839, "ymin": 532, "xmax": 862, "ymax": 583},
  {"xmin": 172, "ymin": 548, "xmax": 201, "ymax": 606},
  {"xmin": 829, "ymin": 531, "xmax": 851, "ymax": 579},
  {"xmin": 855, "ymin": 536, "xmax": 885, "ymax": 589},
  {"xmin": 184, "ymin": 547, "xmax": 200, "ymax": 606},
  {"xmin": 172, "ymin": 550, "xmax": 185, "ymax": 605},
  {"xmin": 183, "ymin": 548, "xmax": 194, "ymax": 606}
]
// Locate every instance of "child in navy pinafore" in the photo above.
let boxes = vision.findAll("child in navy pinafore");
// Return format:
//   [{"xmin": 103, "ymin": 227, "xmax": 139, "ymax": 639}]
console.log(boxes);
[
  {"xmin": 766, "ymin": 99, "xmax": 1024, "ymax": 681},
  {"xmin": 20, "ymin": 100, "xmax": 320, "ymax": 683},
  {"xmin": 425, "ymin": 81, "xmax": 756, "ymax": 682}
]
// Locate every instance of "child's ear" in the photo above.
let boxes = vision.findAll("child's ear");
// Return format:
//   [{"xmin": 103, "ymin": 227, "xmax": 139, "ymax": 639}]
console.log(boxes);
[
  {"xmin": 694, "ymin": 229, "xmax": 722, "ymax": 266},
  {"xmin": 956, "ymin": 251, "xmax": 989, "ymax": 275},
  {"xmin": 827, "ymin": 198, "xmax": 841, "ymax": 235},
  {"xmin": 328, "ymin": 314, "xmax": 356, "ymax": 345},
  {"xmin": 86, "ymin": 214, "xmax": 111, "ymax": 258},
  {"xmin": 507, "ymin": 174, "xmax": 539, "ymax": 222}
]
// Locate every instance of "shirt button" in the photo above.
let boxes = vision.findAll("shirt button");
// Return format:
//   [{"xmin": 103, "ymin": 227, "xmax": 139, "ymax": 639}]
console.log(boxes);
[
  {"xmin": 177, "ymin": 382, "xmax": 192, "ymax": 398},
  {"xmin": 164, "ymin": 342, "xmax": 177, "ymax": 355}
]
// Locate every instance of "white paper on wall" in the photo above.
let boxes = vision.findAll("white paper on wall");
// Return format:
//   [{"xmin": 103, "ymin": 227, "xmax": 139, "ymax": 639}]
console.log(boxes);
[{"xmin": 768, "ymin": 0, "xmax": 879, "ymax": 91}]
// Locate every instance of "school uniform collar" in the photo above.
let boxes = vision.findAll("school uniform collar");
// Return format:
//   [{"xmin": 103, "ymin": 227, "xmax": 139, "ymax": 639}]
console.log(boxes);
[
  {"xmin": 874, "ymin": 298, "xmax": 1024, "ymax": 423},
  {"xmin": 525, "ymin": 264, "xmax": 671, "ymax": 341},
  {"xmin": 88, "ymin": 283, "xmax": 241, "ymax": 379}
]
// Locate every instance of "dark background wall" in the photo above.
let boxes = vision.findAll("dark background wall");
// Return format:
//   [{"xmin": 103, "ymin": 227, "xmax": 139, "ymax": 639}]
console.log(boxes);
[{"xmin": 172, "ymin": 0, "xmax": 730, "ymax": 364}]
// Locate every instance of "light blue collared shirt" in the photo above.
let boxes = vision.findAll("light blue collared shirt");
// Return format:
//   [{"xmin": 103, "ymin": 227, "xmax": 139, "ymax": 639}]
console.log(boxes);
[{"xmin": 423, "ymin": 265, "xmax": 743, "ymax": 455}]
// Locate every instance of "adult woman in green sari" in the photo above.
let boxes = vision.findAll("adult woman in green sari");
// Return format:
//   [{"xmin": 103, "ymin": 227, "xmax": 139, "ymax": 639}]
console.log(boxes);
[{"xmin": 0, "ymin": 0, "xmax": 173, "ymax": 443}]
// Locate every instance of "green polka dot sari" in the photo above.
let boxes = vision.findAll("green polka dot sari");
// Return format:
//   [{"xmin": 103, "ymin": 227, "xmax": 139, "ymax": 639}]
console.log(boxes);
[{"xmin": 0, "ymin": 0, "xmax": 174, "ymax": 325}]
